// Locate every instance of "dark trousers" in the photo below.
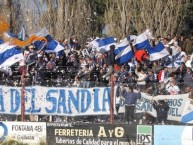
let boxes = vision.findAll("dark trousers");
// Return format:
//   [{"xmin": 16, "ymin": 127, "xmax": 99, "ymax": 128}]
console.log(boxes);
[
  {"xmin": 125, "ymin": 105, "xmax": 135, "ymax": 122},
  {"xmin": 116, "ymin": 104, "xmax": 120, "ymax": 114},
  {"xmin": 157, "ymin": 117, "xmax": 167, "ymax": 124}
]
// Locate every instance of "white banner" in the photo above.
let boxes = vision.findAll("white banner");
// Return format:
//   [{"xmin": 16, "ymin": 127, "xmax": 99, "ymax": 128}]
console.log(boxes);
[
  {"xmin": 118, "ymin": 92, "xmax": 189, "ymax": 121},
  {"xmin": 0, "ymin": 122, "xmax": 46, "ymax": 144},
  {"xmin": 181, "ymin": 98, "xmax": 193, "ymax": 123},
  {"xmin": 0, "ymin": 86, "xmax": 114, "ymax": 116}
]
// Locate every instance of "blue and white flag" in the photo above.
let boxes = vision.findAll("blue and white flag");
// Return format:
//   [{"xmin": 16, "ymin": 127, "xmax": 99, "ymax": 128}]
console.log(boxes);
[
  {"xmin": 97, "ymin": 37, "xmax": 115, "ymax": 52},
  {"xmin": 33, "ymin": 40, "xmax": 46, "ymax": 51},
  {"xmin": 87, "ymin": 38, "xmax": 100, "ymax": 49},
  {"xmin": 44, "ymin": 35, "xmax": 64, "ymax": 53},
  {"xmin": 114, "ymin": 38, "xmax": 129, "ymax": 55},
  {"xmin": 115, "ymin": 44, "xmax": 134, "ymax": 64},
  {"xmin": 0, "ymin": 39, "xmax": 4, "ymax": 44},
  {"xmin": 133, "ymin": 31, "xmax": 151, "ymax": 50},
  {"xmin": 32, "ymin": 28, "xmax": 64, "ymax": 53},
  {"xmin": 0, "ymin": 43, "xmax": 24, "ymax": 67},
  {"xmin": 3, "ymin": 32, "xmax": 17, "ymax": 39},
  {"xmin": 127, "ymin": 35, "xmax": 137, "ymax": 41},
  {"xmin": 147, "ymin": 42, "xmax": 169, "ymax": 61},
  {"xmin": 166, "ymin": 52, "xmax": 182, "ymax": 68}
]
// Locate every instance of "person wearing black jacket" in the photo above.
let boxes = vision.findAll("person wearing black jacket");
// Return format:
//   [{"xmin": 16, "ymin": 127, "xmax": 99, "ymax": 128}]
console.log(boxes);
[
  {"xmin": 102, "ymin": 45, "xmax": 115, "ymax": 78},
  {"xmin": 151, "ymin": 100, "xmax": 170, "ymax": 124}
]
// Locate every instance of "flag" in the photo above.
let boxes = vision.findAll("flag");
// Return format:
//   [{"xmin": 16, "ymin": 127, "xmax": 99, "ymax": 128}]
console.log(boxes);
[
  {"xmin": 97, "ymin": 37, "xmax": 115, "ymax": 52},
  {"xmin": 166, "ymin": 53, "xmax": 181, "ymax": 68},
  {"xmin": 87, "ymin": 38, "xmax": 100, "ymax": 49},
  {"xmin": 133, "ymin": 31, "xmax": 151, "ymax": 50},
  {"xmin": 147, "ymin": 42, "xmax": 169, "ymax": 61},
  {"xmin": 114, "ymin": 38, "xmax": 129, "ymax": 55},
  {"xmin": 115, "ymin": 44, "xmax": 134, "ymax": 65},
  {"xmin": 31, "ymin": 28, "xmax": 64, "ymax": 53},
  {"xmin": 127, "ymin": 35, "xmax": 137, "ymax": 41},
  {"xmin": 0, "ymin": 43, "xmax": 23, "ymax": 67},
  {"xmin": 0, "ymin": 39, "xmax": 4, "ymax": 44},
  {"xmin": 33, "ymin": 40, "xmax": 46, "ymax": 51},
  {"xmin": 5, "ymin": 32, "xmax": 17, "ymax": 38},
  {"xmin": 32, "ymin": 30, "xmax": 64, "ymax": 53},
  {"xmin": 31, "ymin": 27, "xmax": 49, "ymax": 50},
  {"xmin": 18, "ymin": 26, "xmax": 25, "ymax": 40},
  {"xmin": 44, "ymin": 35, "xmax": 65, "ymax": 53}
]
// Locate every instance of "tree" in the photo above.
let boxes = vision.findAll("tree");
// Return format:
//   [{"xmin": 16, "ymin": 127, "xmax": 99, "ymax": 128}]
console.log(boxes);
[
  {"xmin": 104, "ymin": 0, "xmax": 190, "ymax": 39},
  {"xmin": 0, "ymin": 0, "xmax": 192, "ymax": 43}
]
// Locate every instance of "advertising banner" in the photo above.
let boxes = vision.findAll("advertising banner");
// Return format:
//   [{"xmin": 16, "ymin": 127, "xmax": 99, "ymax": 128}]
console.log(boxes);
[
  {"xmin": 0, "ymin": 86, "xmax": 115, "ymax": 116},
  {"xmin": 154, "ymin": 125, "xmax": 193, "ymax": 145},
  {"xmin": 0, "ymin": 121, "xmax": 46, "ymax": 144},
  {"xmin": 136, "ymin": 125, "xmax": 152, "ymax": 145},
  {"xmin": 47, "ymin": 123, "xmax": 139, "ymax": 145},
  {"xmin": 118, "ymin": 92, "xmax": 189, "ymax": 121}
]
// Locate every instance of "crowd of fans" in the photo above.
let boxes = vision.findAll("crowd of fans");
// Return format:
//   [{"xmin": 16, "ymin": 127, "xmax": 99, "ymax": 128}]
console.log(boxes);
[
  {"xmin": 1, "ymin": 34, "xmax": 193, "ymax": 94},
  {"xmin": 0, "ymin": 33, "xmax": 193, "ymax": 124}
]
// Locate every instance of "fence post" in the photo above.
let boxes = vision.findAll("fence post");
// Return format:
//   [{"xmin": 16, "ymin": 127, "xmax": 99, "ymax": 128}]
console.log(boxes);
[
  {"xmin": 110, "ymin": 74, "xmax": 114, "ymax": 124},
  {"xmin": 21, "ymin": 66, "xmax": 26, "ymax": 121}
]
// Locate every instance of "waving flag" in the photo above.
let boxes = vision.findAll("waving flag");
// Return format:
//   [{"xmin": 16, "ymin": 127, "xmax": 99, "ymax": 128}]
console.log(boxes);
[
  {"xmin": 31, "ymin": 27, "xmax": 49, "ymax": 51},
  {"xmin": 166, "ymin": 53, "xmax": 182, "ymax": 68},
  {"xmin": 115, "ymin": 44, "xmax": 134, "ymax": 65},
  {"xmin": 133, "ymin": 31, "xmax": 151, "ymax": 50},
  {"xmin": 0, "ymin": 43, "xmax": 23, "ymax": 67},
  {"xmin": 114, "ymin": 38, "xmax": 129, "ymax": 55},
  {"xmin": 0, "ymin": 39, "xmax": 4, "ymax": 44},
  {"xmin": 127, "ymin": 35, "xmax": 137, "ymax": 41},
  {"xmin": 33, "ymin": 40, "xmax": 46, "ymax": 51},
  {"xmin": 44, "ymin": 35, "xmax": 64, "ymax": 53},
  {"xmin": 87, "ymin": 38, "xmax": 100, "ymax": 49},
  {"xmin": 32, "ymin": 28, "xmax": 64, "ymax": 53},
  {"xmin": 147, "ymin": 42, "xmax": 169, "ymax": 61},
  {"xmin": 97, "ymin": 37, "xmax": 115, "ymax": 52}
]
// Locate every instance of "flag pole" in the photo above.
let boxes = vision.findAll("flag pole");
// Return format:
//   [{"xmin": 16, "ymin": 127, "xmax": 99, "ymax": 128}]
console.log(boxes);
[
  {"xmin": 110, "ymin": 74, "xmax": 114, "ymax": 124},
  {"xmin": 21, "ymin": 65, "xmax": 26, "ymax": 121}
]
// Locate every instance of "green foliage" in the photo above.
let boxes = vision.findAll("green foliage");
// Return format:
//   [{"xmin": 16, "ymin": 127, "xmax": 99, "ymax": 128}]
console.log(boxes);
[
  {"xmin": 90, "ymin": 0, "xmax": 107, "ymax": 35},
  {"xmin": 1, "ymin": 140, "xmax": 28, "ymax": 145},
  {"xmin": 180, "ymin": 3, "xmax": 193, "ymax": 35},
  {"xmin": 93, "ymin": 0, "xmax": 107, "ymax": 14},
  {"xmin": 0, "ymin": 140, "xmax": 47, "ymax": 145},
  {"xmin": 39, "ymin": 141, "xmax": 47, "ymax": 145}
]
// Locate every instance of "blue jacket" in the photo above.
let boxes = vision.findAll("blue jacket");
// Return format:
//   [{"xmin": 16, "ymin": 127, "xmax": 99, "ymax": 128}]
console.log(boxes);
[
  {"xmin": 152, "ymin": 101, "xmax": 169, "ymax": 118},
  {"xmin": 121, "ymin": 90, "xmax": 141, "ymax": 105}
]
